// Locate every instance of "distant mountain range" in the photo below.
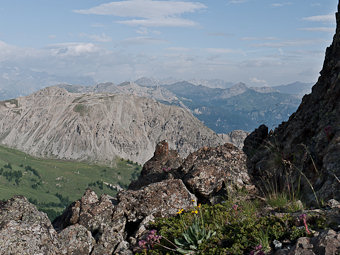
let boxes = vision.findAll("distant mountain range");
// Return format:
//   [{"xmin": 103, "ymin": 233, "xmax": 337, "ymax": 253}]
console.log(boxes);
[
  {"xmin": 273, "ymin": 81, "xmax": 313, "ymax": 97},
  {"xmin": 0, "ymin": 69, "xmax": 313, "ymax": 133},
  {"xmin": 162, "ymin": 81, "xmax": 303, "ymax": 132}
]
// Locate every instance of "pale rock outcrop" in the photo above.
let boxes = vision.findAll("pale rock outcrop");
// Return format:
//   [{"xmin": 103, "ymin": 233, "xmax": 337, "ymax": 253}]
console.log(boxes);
[
  {"xmin": 219, "ymin": 129, "xmax": 249, "ymax": 149},
  {"xmin": 0, "ymin": 87, "xmax": 223, "ymax": 164}
]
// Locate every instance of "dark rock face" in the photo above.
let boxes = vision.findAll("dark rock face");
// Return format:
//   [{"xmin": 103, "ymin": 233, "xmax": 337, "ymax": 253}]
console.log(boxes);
[
  {"xmin": 128, "ymin": 140, "xmax": 183, "ymax": 190},
  {"xmin": 244, "ymin": 5, "xmax": 340, "ymax": 205},
  {"xmin": 243, "ymin": 124, "xmax": 268, "ymax": 157}
]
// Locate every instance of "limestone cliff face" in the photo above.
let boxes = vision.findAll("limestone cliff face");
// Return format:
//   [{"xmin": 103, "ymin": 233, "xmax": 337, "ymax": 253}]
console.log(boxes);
[
  {"xmin": 0, "ymin": 87, "xmax": 223, "ymax": 164},
  {"xmin": 244, "ymin": 5, "xmax": 340, "ymax": 204}
]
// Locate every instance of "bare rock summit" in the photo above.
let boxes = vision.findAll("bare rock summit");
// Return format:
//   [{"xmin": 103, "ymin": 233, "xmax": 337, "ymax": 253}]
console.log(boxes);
[{"xmin": 0, "ymin": 86, "xmax": 223, "ymax": 164}]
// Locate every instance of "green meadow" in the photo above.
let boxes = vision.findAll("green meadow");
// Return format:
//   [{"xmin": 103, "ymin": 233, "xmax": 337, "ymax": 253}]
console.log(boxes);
[{"xmin": 0, "ymin": 145, "xmax": 141, "ymax": 220}]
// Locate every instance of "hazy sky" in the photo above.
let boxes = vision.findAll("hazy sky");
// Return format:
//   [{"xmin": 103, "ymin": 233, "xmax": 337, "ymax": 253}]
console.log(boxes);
[{"xmin": 0, "ymin": 0, "xmax": 337, "ymax": 86}]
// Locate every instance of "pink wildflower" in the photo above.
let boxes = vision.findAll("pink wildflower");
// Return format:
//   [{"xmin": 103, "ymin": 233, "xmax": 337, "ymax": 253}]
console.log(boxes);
[{"xmin": 299, "ymin": 214, "xmax": 311, "ymax": 235}]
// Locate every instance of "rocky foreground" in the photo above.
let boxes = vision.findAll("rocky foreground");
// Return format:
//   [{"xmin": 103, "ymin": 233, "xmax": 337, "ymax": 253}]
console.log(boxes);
[{"xmin": 0, "ymin": 141, "xmax": 339, "ymax": 254}]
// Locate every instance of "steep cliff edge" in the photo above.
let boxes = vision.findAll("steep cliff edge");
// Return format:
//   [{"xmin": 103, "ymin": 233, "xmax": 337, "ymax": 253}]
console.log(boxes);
[
  {"xmin": 244, "ymin": 4, "xmax": 340, "ymax": 204},
  {"xmin": 0, "ymin": 87, "xmax": 223, "ymax": 164}
]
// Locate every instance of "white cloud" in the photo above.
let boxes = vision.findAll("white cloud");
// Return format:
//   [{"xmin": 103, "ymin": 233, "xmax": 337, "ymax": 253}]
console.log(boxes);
[
  {"xmin": 303, "ymin": 14, "xmax": 335, "ymax": 23},
  {"xmin": 118, "ymin": 17, "xmax": 197, "ymax": 27},
  {"xmin": 299, "ymin": 27, "xmax": 334, "ymax": 33},
  {"xmin": 250, "ymin": 77, "xmax": 267, "ymax": 85},
  {"xmin": 136, "ymin": 27, "xmax": 149, "ymax": 35},
  {"xmin": 91, "ymin": 23, "xmax": 105, "ymax": 28},
  {"xmin": 253, "ymin": 39, "xmax": 327, "ymax": 48},
  {"xmin": 0, "ymin": 39, "xmax": 324, "ymax": 89},
  {"xmin": 121, "ymin": 36, "xmax": 167, "ymax": 45},
  {"xmin": 166, "ymin": 47, "xmax": 190, "ymax": 52},
  {"xmin": 241, "ymin": 36, "xmax": 278, "ymax": 41},
  {"xmin": 271, "ymin": 2, "xmax": 292, "ymax": 7},
  {"xmin": 208, "ymin": 32, "xmax": 232, "ymax": 37},
  {"xmin": 0, "ymin": 41, "xmax": 31, "ymax": 61},
  {"xmin": 74, "ymin": 0, "xmax": 206, "ymax": 27},
  {"xmin": 80, "ymin": 33, "xmax": 112, "ymax": 42},
  {"xmin": 47, "ymin": 43, "xmax": 100, "ymax": 57},
  {"xmin": 206, "ymin": 48, "xmax": 237, "ymax": 54},
  {"xmin": 228, "ymin": 0, "xmax": 248, "ymax": 4},
  {"xmin": 311, "ymin": 3, "xmax": 321, "ymax": 7}
]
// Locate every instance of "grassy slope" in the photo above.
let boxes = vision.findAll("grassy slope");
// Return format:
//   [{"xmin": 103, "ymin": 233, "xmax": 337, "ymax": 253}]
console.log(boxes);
[{"xmin": 0, "ymin": 145, "xmax": 141, "ymax": 219}]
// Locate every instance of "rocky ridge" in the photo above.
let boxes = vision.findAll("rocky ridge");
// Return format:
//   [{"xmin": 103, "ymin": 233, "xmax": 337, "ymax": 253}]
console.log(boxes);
[
  {"xmin": 0, "ymin": 87, "xmax": 223, "ymax": 164},
  {"xmin": 59, "ymin": 81, "xmax": 181, "ymax": 106},
  {"xmin": 244, "ymin": 2, "xmax": 340, "ymax": 205}
]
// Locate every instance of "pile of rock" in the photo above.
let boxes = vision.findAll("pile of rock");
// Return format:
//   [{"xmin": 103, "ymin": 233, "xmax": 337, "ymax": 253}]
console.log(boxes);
[{"xmin": 0, "ymin": 140, "xmax": 251, "ymax": 254}]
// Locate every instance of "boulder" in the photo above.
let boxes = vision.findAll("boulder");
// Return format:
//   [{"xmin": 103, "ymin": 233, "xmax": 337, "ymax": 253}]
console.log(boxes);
[
  {"xmin": 53, "ymin": 189, "xmax": 127, "ymax": 254},
  {"xmin": 180, "ymin": 143, "xmax": 254, "ymax": 203},
  {"xmin": 0, "ymin": 196, "xmax": 62, "ymax": 255},
  {"xmin": 118, "ymin": 179, "xmax": 197, "ymax": 222},
  {"xmin": 130, "ymin": 141, "xmax": 254, "ymax": 204},
  {"xmin": 58, "ymin": 224, "xmax": 95, "ymax": 255}
]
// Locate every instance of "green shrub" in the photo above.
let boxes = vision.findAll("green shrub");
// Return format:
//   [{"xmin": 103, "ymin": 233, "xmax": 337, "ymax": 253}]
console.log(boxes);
[
  {"xmin": 138, "ymin": 196, "xmax": 324, "ymax": 255},
  {"xmin": 3, "ymin": 163, "xmax": 12, "ymax": 169},
  {"xmin": 73, "ymin": 104, "xmax": 88, "ymax": 116}
]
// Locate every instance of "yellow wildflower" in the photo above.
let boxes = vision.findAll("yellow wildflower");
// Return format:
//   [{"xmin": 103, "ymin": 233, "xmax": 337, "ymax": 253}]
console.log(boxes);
[
  {"xmin": 177, "ymin": 208, "xmax": 184, "ymax": 214},
  {"xmin": 197, "ymin": 203, "xmax": 201, "ymax": 208},
  {"xmin": 191, "ymin": 210, "xmax": 198, "ymax": 214}
]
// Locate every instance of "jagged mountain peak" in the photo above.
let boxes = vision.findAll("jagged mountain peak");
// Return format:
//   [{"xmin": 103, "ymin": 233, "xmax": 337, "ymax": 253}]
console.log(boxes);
[
  {"xmin": 231, "ymin": 82, "xmax": 248, "ymax": 89},
  {"xmin": 134, "ymin": 77, "xmax": 161, "ymax": 87}
]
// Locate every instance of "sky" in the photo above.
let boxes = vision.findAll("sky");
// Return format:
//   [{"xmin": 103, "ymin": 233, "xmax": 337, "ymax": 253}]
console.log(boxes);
[{"xmin": 0, "ymin": 0, "xmax": 338, "ymax": 86}]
